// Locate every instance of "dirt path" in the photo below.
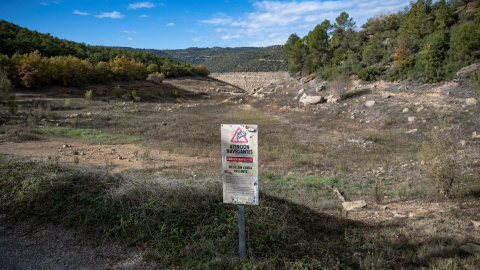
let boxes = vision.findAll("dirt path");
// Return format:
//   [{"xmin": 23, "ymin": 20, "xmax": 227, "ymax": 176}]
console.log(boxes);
[
  {"xmin": 0, "ymin": 140, "xmax": 213, "ymax": 175},
  {"xmin": 0, "ymin": 215, "xmax": 156, "ymax": 269}
]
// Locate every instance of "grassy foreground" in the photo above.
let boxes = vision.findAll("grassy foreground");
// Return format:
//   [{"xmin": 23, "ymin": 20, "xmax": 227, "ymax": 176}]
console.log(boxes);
[{"xmin": 1, "ymin": 155, "xmax": 479, "ymax": 269}]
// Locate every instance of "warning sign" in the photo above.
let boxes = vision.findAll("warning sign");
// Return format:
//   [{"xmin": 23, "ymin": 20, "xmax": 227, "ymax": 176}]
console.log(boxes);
[
  {"xmin": 231, "ymin": 127, "xmax": 249, "ymax": 143},
  {"xmin": 221, "ymin": 124, "xmax": 258, "ymax": 205}
]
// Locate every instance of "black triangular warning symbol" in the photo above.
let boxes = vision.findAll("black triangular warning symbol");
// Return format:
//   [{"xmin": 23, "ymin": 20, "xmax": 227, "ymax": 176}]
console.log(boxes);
[{"xmin": 231, "ymin": 127, "xmax": 248, "ymax": 143}]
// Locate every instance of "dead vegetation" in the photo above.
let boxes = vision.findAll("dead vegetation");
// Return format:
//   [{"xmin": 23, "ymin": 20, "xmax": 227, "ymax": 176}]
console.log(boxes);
[{"xmin": 1, "ymin": 73, "xmax": 480, "ymax": 269}]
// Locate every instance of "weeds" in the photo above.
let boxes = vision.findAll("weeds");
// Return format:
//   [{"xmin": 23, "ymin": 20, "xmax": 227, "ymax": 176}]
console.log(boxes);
[
  {"xmin": 421, "ymin": 126, "xmax": 458, "ymax": 197},
  {"xmin": 64, "ymin": 98, "xmax": 73, "ymax": 108},
  {"xmin": 85, "ymin": 89, "xmax": 93, "ymax": 100}
]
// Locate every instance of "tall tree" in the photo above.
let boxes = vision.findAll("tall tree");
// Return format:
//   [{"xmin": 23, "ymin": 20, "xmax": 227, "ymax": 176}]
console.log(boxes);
[{"xmin": 305, "ymin": 20, "xmax": 331, "ymax": 70}]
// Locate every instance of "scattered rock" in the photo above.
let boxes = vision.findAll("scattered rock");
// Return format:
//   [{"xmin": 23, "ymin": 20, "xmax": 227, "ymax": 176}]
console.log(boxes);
[
  {"xmin": 326, "ymin": 95, "xmax": 339, "ymax": 103},
  {"xmin": 298, "ymin": 88, "xmax": 305, "ymax": 95},
  {"xmin": 382, "ymin": 38, "xmax": 392, "ymax": 45},
  {"xmin": 472, "ymin": 220, "xmax": 480, "ymax": 229},
  {"xmin": 402, "ymin": 108, "xmax": 409, "ymax": 113},
  {"xmin": 460, "ymin": 140, "xmax": 466, "ymax": 147},
  {"xmin": 342, "ymin": 200, "xmax": 367, "ymax": 211},
  {"xmin": 393, "ymin": 211, "xmax": 408, "ymax": 218},
  {"xmin": 382, "ymin": 92, "xmax": 391, "ymax": 99},
  {"xmin": 365, "ymin": 100, "xmax": 375, "ymax": 107},
  {"xmin": 300, "ymin": 74, "xmax": 316, "ymax": 83},
  {"xmin": 460, "ymin": 243, "xmax": 480, "ymax": 258},
  {"xmin": 406, "ymin": 129, "xmax": 418, "ymax": 134},
  {"xmin": 316, "ymin": 82, "xmax": 327, "ymax": 92},
  {"xmin": 472, "ymin": 131, "xmax": 480, "ymax": 139},
  {"xmin": 465, "ymin": 98, "xmax": 478, "ymax": 106},
  {"xmin": 408, "ymin": 116, "xmax": 416, "ymax": 123}
]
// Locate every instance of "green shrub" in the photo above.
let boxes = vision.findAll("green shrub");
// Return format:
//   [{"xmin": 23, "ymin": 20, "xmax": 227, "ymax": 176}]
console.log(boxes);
[
  {"xmin": 113, "ymin": 85, "xmax": 123, "ymax": 98},
  {"xmin": 0, "ymin": 68, "xmax": 16, "ymax": 114},
  {"xmin": 358, "ymin": 66, "xmax": 384, "ymax": 81},
  {"xmin": 146, "ymin": 72, "xmax": 165, "ymax": 84},
  {"xmin": 64, "ymin": 98, "xmax": 73, "ymax": 108},
  {"xmin": 85, "ymin": 89, "xmax": 93, "ymax": 100}
]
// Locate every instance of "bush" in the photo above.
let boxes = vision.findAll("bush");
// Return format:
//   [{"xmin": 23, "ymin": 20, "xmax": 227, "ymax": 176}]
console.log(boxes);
[
  {"xmin": 85, "ymin": 89, "xmax": 93, "ymax": 100},
  {"xmin": 64, "ymin": 98, "xmax": 73, "ymax": 108},
  {"xmin": 195, "ymin": 64, "xmax": 210, "ymax": 76},
  {"xmin": 330, "ymin": 73, "xmax": 353, "ymax": 100},
  {"xmin": 146, "ymin": 72, "xmax": 165, "ymax": 84},
  {"xmin": 358, "ymin": 66, "xmax": 384, "ymax": 81},
  {"xmin": 421, "ymin": 126, "xmax": 458, "ymax": 197},
  {"xmin": 113, "ymin": 85, "xmax": 123, "ymax": 98},
  {"xmin": 0, "ymin": 68, "xmax": 16, "ymax": 114}
]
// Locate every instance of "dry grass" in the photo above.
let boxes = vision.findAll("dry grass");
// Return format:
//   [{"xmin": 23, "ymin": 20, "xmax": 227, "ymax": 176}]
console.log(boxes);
[{"xmin": 1, "ymin": 79, "xmax": 480, "ymax": 269}]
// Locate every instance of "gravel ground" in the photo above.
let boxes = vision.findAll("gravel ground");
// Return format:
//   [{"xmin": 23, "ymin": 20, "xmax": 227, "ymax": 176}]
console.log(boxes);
[{"xmin": 0, "ymin": 215, "xmax": 157, "ymax": 270}]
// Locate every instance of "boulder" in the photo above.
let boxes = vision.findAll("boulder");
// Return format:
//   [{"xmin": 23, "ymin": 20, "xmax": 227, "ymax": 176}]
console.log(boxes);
[
  {"xmin": 465, "ymin": 98, "xmax": 478, "ymax": 106},
  {"xmin": 300, "ymin": 95, "xmax": 325, "ymax": 106},
  {"xmin": 365, "ymin": 100, "xmax": 376, "ymax": 107},
  {"xmin": 300, "ymin": 74, "xmax": 316, "ymax": 83}
]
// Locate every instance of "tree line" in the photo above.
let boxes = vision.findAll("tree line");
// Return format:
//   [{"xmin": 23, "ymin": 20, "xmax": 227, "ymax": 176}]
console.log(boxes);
[
  {"xmin": 0, "ymin": 20, "xmax": 209, "ymax": 89},
  {"xmin": 284, "ymin": 0, "xmax": 480, "ymax": 82}
]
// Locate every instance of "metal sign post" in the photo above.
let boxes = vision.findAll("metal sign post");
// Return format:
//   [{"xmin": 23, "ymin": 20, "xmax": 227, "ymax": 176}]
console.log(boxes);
[
  {"xmin": 221, "ymin": 124, "xmax": 258, "ymax": 259},
  {"xmin": 238, "ymin": 204, "xmax": 246, "ymax": 258}
]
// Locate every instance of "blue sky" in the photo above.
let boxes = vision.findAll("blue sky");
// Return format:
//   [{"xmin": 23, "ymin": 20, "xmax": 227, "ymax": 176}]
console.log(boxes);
[{"xmin": 0, "ymin": 0, "xmax": 411, "ymax": 50}]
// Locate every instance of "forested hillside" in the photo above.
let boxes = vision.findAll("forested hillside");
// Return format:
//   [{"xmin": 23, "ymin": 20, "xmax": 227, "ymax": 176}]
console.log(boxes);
[
  {"xmin": 284, "ymin": 0, "xmax": 480, "ymax": 82},
  {"xmin": 0, "ymin": 20, "xmax": 209, "ymax": 89},
  {"xmin": 121, "ymin": 46, "xmax": 288, "ymax": 73}
]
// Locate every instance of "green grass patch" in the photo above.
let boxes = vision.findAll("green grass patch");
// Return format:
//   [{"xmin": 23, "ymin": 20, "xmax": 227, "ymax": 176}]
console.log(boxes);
[
  {"xmin": 272, "ymin": 173, "xmax": 342, "ymax": 189},
  {"xmin": 40, "ymin": 127, "xmax": 141, "ymax": 143}
]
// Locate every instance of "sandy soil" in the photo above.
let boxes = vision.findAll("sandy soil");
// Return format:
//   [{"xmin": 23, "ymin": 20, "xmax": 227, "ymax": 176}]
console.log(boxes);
[{"xmin": 0, "ymin": 140, "xmax": 213, "ymax": 175}]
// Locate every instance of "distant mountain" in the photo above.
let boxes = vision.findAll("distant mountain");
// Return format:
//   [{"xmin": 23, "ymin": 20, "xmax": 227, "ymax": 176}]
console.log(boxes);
[{"xmin": 122, "ymin": 46, "xmax": 288, "ymax": 73}]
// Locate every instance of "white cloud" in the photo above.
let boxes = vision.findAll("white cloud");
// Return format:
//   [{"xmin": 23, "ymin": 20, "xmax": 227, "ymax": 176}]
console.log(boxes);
[
  {"xmin": 221, "ymin": 34, "xmax": 242, "ymax": 40},
  {"xmin": 192, "ymin": 36, "xmax": 205, "ymax": 42},
  {"xmin": 200, "ymin": 0, "xmax": 410, "ymax": 47},
  {"xmin": 139, "ymin": 14, "xmax": 149, "ymax": 18},
  {"xmin": 95, "ymin": 11, "xmax": 125, "ymax": 19},
  {"xmin": 128, "ymin": 2, "xmax": 155, "ymax": 9},
  {"xmin": 73, "ymin": 10, "xmax": 90, "ymax": 16},
  {"xmin": 39, "ymin": 0, "xmax": 61, "ymax": 6},
  {"xmin": 128, "ymin": 37, "xmax": 133, "ymax": 41},
  {"xmin": 166, "ymin": 22, "xmax": 175, "ymax": 27},
  {"xmin": 199, "ymin": 13, "xmax": 232, "ymax": 25}
]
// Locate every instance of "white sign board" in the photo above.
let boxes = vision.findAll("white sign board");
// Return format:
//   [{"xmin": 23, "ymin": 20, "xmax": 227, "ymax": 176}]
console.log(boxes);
[{"xmin": 221, "ymin": 124, "xmax": 258, "ymax": 205}]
